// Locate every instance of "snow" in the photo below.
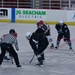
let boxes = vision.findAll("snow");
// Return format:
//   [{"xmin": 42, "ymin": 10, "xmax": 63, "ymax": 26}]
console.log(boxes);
[{"xmin": 0, "ymin": 23, "xmax": 75, "ymax": 75}]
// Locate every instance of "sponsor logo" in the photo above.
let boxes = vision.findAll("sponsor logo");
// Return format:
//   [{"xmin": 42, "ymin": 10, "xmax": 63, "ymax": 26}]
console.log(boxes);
[
  {"xmin": 0, "ymin": 9, "xmax": 8, "ymax": 17},
  {"xmin": 16, "ymin": 10, "xmax": 46, "ymax": 19}
]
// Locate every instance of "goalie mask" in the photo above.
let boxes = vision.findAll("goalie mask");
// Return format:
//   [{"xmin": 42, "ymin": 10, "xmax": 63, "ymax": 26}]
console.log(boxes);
[{"xmin": 26, "ymin": 32, "xmax": 31, "ymax": 40}]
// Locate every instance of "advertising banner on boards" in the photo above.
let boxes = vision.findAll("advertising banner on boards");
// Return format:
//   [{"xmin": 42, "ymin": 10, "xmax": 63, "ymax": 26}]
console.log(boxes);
[
  {"xmin": 0, "ymin": 8, "xmax": 11, "ymax": 19},
  {"xmin": 15, "ymin": 9, "xmax": 47, "ymax": 20}
]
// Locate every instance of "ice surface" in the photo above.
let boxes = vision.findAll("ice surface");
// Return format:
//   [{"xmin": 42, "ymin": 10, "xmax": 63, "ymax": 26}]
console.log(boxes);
[{"xmin": 0, "ymin": 23, "xmax": 75, "ymax": 75}]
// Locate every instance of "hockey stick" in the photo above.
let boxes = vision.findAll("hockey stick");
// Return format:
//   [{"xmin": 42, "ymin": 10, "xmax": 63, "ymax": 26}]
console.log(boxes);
[
  {"xmin": 29, "ymin": 55, "xmax": 35, "ymax": 63},
  {"xmin": 70, "ymin": 49, "xmax": 75, "ymax": 54},
  {"xmin": 29, "ymin": 51, "xmax": 45, "ymax": 63},
  {"xmin": 62, "ymin": 37, "xmax": 75, "ymax": 54}
]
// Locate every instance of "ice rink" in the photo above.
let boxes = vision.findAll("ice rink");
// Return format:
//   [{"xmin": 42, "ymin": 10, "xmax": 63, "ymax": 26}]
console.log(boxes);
[{"xmin": 0, "ymin": 23, "xmax": 75, "ymax": 75}]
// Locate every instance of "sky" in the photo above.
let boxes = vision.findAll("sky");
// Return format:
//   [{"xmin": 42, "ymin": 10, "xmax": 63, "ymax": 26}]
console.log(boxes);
[{"xmin": 0, "ymin": 23, "xmax": 75, "ymax": 75}]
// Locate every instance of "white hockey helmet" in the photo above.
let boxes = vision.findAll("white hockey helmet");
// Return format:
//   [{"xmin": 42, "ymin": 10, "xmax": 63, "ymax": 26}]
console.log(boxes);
[
  {"xmin": 59, "ymin": 19, "xmax": 63, "ymax": 23},
  {"xmin": 59, "ymin": 19, "xmax": 64, "ymax": 25},
  {"xmin": 26, "ymin": 32, "xmax": 31, "ymax": 40}
]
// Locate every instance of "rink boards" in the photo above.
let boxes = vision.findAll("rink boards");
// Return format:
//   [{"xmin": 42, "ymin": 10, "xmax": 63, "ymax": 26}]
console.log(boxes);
[{"xmin": 0, "ymin": 8, "xmax": 75, "ymax": 25}]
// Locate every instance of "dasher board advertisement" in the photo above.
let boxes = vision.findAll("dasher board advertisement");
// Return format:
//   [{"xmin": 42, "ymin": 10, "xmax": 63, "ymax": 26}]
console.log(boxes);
[
  {"xmin": 0, "ymin": 8, "xmax": 11, "ymax": 19},
  {"xmin": 15, "ymin": 8, "xmax": 47, "ymax": 20}
]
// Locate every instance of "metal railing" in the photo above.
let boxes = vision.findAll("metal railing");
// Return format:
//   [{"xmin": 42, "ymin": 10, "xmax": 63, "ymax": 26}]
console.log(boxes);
[
  {"xmin": 60, "ymin": 0, "xmax": 74, "ymax": 10},
  {"xmin": 0, "ymin": 0, "xmax": 75, "ymax": 10}
]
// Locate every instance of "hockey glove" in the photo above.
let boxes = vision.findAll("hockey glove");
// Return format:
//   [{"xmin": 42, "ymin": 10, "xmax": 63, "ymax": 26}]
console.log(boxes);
[
  {"xmin": 58, "ymin": 30, "xmax": 63, "ymax": 34},
  {"xmin": 16, "ymin": 48, "xmax": 19, "ymax": 51}
]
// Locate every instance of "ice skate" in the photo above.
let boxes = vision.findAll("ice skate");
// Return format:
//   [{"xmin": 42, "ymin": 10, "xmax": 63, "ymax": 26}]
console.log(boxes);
[
  {"xmin": 50, "ymin": 43, "xmax": 54, "ymax": 49},
  {"xmin": 36, "ymin": 59, "xmax": 43, "ymax": 66},
  {"xmin": 55, "ymin": 46, "xmax": 58, "ymax": 49},
  {"xmin": 36, "ymin": 62, "xmax": 43, "ymax": 66},
  {"xmin": 69, "ymin": 46, "xmax": 72, "ymax": 49},
  {"xmin": 17, "ymin": 65, "xmax": 21, "ymax": 68}
]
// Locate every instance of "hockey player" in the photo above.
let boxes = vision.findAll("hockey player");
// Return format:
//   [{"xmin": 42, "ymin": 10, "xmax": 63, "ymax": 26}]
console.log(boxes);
[
  {"xmin": 36, "ymin": 20, "xmax": 54, "ymax": 48},
  {"xmin": 55, "ymin": 20, "xmax": 72, "ymax": 49},
  {"xmin": 0, "ymin": 29, "xmax": 21, "ymax": 67},
  {"xmin": 26, "ymin": 29, "xmax": 49, "ymax": 66}
]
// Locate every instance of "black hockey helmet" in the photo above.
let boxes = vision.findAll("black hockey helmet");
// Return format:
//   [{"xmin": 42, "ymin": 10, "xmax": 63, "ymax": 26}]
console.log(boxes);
[{"xmin": 9, "ymin": 29, "xmax": 15, "ymax": 35}]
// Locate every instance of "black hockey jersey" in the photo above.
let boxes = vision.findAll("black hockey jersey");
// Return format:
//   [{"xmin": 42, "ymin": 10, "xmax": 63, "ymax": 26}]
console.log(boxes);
[
  {"xmin": 29, "ymin": 31, "xmax": 49, "ymax": 52},
  {"xmin": 55, "ymin": 23, "xmax": 70, "ymax": 37}
]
